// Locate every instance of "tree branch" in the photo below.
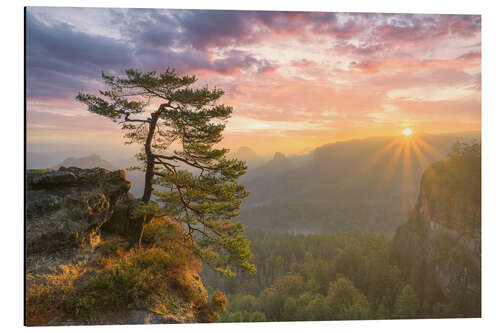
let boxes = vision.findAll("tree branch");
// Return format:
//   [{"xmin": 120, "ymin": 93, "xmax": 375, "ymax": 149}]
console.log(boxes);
[
  {"xmin": 153, "ymin": 157, "xmax": 178, "ymax": 176},
  {"xmin": 187, "ymin": 225, "xmax": 216, "ymax": 241},
  {"xmin": 154, "ymin": 153, "xmax": 217, "ymax": 171}
]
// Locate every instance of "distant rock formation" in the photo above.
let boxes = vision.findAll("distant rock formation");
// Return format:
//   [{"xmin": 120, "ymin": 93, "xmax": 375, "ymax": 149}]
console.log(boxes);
[
  {"xmin": 52, "ymin": 154, "xmax": 116, "ymax": 170},
  {"xmin": 272, "ymin": 152, "xmax": 285, "ymax": 160},
  {"xmin": 229, "ymin": 146, "xmax": 266, "ymax": 169},
  {"xmin": 391, "ymin": 155, "xmax": 481, "ymax": 316},
  {"xmin": 257, "ymin": 152, "xmax": 293, "ymax": 173},
  {"xmin": 235, "ymin": 146, "xmax": 259, "ymax": 161}
]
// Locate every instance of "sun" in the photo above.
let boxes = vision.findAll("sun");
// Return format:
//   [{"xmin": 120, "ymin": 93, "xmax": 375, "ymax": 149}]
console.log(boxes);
[{"xmin": 403, "ymin": 128, "xmax": 413, "ymax": 136}]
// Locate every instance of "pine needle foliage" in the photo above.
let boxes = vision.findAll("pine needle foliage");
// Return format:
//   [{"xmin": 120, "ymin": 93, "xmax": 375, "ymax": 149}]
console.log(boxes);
[{"xmin": 76, "ymin": 68, "xmax": 254, "ymax": 277}]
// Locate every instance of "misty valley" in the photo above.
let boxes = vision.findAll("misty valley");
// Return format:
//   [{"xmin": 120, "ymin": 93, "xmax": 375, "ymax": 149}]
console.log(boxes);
[{"xmin": 27, "ymin": 132, "xmax": 479, "ymax": 236}]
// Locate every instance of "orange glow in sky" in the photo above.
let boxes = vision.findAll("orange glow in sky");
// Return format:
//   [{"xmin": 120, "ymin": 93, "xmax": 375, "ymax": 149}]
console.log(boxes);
[{"xmin": 25, "ymin": 8, "xmax": 481, "ymax": 156}]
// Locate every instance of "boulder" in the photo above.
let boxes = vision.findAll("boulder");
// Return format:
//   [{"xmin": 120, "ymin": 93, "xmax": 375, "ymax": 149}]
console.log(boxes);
[
  {"xmin": 101, "ymin": 193, "xmax": 144, "ymax": 241},
  {"xmin": 26, "ymin": 167, "xmax": 131, "ymax": 256}
]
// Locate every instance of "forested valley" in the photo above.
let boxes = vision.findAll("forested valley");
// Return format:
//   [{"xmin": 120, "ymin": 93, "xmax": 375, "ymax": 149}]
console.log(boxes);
[
  {"xmin": 203, "ymin": 229, "xmax": 464, "ymax": 322},
  {"xmin": 203, "ymin": 140, "xmax": 481, "ymax": 321}
]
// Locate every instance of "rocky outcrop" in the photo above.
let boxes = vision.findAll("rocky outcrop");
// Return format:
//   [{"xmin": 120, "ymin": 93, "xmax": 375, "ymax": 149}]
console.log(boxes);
[
  {"xmin": 26, "ymin": 167, "xmax": 223, "ymax": 326},
  {"xmin": 26, "ymin": 167, "xmax": 132, "ymax": 257},
  {"xmin": 101, "ymin": 193, "xmax": 143, "ymax": 240},
  {"xmin": 391, "ymin": 156, "xmax": 481, "ymax": 317}
]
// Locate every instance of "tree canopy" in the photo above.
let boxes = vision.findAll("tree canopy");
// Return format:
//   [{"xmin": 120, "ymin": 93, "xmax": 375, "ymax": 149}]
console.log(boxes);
[{"xmin": 76, "ymin": 68, "xmax": 255, "ymax": 277}]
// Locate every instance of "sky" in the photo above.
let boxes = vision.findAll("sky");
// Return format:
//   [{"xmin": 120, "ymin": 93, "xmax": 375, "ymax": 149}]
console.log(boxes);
[{"xmin": 26, "ymin": 7, "xmax": 481, "ymax": 157}]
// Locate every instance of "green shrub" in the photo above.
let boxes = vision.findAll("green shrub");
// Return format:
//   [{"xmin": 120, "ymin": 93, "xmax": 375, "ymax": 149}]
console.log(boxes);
[
  {"xmin": 27, "ymin": 218, "xmax": 226, "ymax": 324},
  {"xmin": 63, "ymin": 262, "xmax": 154, "ymax": 320}
]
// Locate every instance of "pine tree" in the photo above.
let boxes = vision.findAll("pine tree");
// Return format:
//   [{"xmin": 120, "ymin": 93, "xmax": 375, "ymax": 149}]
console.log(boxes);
[
  {"xmin": 76, "ymin": 68, "xmax": 255, "ymax": 277},
  {"xmin": 394, "ymin": 284, "xmax": 420, "ymax": 318},
  {"xmin": 326, "ymin": 277, "xmax": 371, "ymax": 320}
]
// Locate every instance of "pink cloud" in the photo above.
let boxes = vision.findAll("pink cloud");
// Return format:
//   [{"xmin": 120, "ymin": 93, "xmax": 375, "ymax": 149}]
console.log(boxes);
[
  {"xmin": 350, "ymin": 51, "xmax": 481, "ymax": 74},
  {"xmin": 350, "ymin": 60, "xmax": 385, "ymax": 73},
  {"xmin": 390, "ymin": 96, "xmax": 481, "ymax": 120},
  {"xmin": 26, "ymin": 9, "xmax": 482, "ymax": 154},
  {"xmin": 223, "ymin": 77, "xmax": 386, "ymax": 123}
]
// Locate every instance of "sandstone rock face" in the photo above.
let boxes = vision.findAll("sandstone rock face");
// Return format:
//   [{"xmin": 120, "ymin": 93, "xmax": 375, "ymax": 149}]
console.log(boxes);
[
  {"xmin": 26, "ymin": 167, "xmax": 131, "ymax": 256},
  {"xmin": 391, "ymin": 157, "xmax": 481, "ymax": 316},
  {"xmin": 101, "ymin": 193, "xmax": 143, "ymax": 240},
  {"xmin": 121, "ymin": 310, "xmax": 182, "ymax": 324},
  {"xmin": 26, "ymin": 168, "xmax": 218, "ymax": 326}
]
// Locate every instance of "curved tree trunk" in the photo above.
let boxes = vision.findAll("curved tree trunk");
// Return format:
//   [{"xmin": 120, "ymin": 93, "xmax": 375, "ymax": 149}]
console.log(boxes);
[{"xmin": 142, "ymin": 111, "xmax": 160, "ymax": 203}]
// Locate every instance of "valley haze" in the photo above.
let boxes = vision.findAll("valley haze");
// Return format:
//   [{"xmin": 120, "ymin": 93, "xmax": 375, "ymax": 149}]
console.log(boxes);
[{"xmin": 28, "ymin": 131, "xmax": 480, "ymax": 236}]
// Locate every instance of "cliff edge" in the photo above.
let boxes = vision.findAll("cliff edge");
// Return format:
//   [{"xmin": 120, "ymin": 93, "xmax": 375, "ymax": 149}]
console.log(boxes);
[
  {"xmin": 391, "ymin": 149, "xmax": 480, "ymax": 317},
  {"xmin": 26, "ymin": 167, "xmax": 225, "ymax": 326}
]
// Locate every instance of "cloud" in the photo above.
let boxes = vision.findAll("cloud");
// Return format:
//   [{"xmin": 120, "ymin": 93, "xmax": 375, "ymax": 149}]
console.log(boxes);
[
  {"xmin": 447, "ymin": 15, "xmax": 481, "ymax": 38},
  {"xmin": 457, "ymin": 51, "xmax": 481, "ymax": 60},
  {"xmin": 326, "ymin": 14, "xmax": 481, "ymax": 60},
  {"xmin": 116, "ymin": 9, "xmax": 369, "ymax": 52},
  {"xmin": 223, "ymin": 77, "xmax": 386, "ymax": 123},
  {"xmin": 26, "ymin": 11, "xmax": 135, "ymax": 98},
  {"xmin": 26, "ymin": 8, "xmax": 280, "ymax": 98},
  {"xmin": 349, "ymin": 51, "xmax": 481, "ymax": 74},
  {"xmin": 26, "ymin": 8, "xmax": 481, "ymax": 95},
  {"xmin": 372, "ymin": 14, "xmax": 480, "ymax": 45},
  {"xmin": 25, "ymin": 8, "xmax": 481, "ymax": 153},
  {"xmin": 366, "ymin": 67, "xmax": 479, "ymax": 92},
  {"xmin": 390, "ymin": 96, "xmax": 481, "ymax": 121},
  {"xmin": 350, "ymin": 60, "xmax": 385, "ymax": 73}
]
